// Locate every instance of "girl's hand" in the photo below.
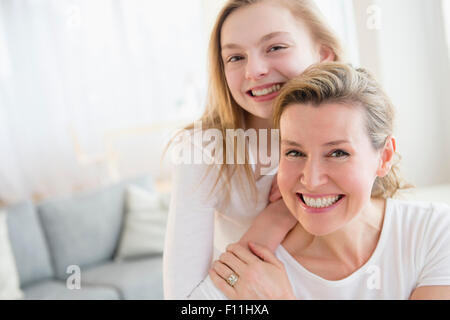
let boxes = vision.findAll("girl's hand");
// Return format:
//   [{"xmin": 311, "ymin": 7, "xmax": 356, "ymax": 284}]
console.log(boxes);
[
  {"xmin": 209, "ymin": 242, "xmax": 296, "ymax": 300},
  {"xmin": 269, "ymin": 173, "xmax": 282, "ymax": 203}
]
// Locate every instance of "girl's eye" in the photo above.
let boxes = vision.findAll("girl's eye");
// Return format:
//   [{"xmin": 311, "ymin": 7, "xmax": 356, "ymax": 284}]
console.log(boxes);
[
  {"xmin": 268, "ymin": 45, "xmax": 286, "ymax": 53},
  {"xmin": 285, "ymin": 150, "xmax": 305, "ymax": 158},
  {"xmin": 227, "ymin": 56, "xmax": 244, "ymax": 63},
  {"xmin": 330, "ymin": 150, "xmax": 350, "ymax": 158}
]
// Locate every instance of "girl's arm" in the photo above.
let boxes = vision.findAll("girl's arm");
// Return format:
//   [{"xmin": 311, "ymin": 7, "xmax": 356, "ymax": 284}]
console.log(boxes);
[
  {"xmin": 238, "ymin": 199, "xmax": 296, "ymax": 253},
  {"xmin": 238, "ymin": 175, "xmax": 297, "ymax": 253},
  {"xmin": 163, "ymin": 161, "xmax": 218, "ymax": 299}
]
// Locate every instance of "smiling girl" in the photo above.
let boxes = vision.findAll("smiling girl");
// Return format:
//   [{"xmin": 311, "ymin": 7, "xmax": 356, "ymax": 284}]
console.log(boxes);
[
  {"xmin": 208, "ymin": 62, "xmax": 450, "ymax": 300},
  {"xmin": 163, "ymin": 0, "xmax": 343, "ymax": 299}
]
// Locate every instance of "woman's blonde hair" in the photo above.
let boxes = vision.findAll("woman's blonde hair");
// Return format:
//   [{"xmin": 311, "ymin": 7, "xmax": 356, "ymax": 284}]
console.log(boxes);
[
  {"xmin": 273, "ymin": 62, "xmax": 412, "ymax": 199},
  {"xmin": 166, "ymin": 0, "xmax": 344, "ymax": 205}
]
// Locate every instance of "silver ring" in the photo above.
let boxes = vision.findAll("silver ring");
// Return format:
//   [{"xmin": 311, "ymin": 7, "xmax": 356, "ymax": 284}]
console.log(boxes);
[{"xmin": 227, "ymin": 273, "xmax": 239, "ymax": 287}]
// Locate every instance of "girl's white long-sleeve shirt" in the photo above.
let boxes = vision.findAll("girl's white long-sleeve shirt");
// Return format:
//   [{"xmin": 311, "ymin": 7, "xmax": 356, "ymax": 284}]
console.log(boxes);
[{"xmin": 162, "ymin": 134, "xmax": 277, "ymax": 299}]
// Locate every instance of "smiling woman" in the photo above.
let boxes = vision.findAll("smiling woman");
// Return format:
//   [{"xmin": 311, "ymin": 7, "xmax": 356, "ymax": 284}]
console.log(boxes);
[
  {"xmin": 276, "ymin": 89, "xmax": 395, "ymax": 238},
  {"xmin": 206, "ymin": 62, "xmax": 450, "ymax": 300}
]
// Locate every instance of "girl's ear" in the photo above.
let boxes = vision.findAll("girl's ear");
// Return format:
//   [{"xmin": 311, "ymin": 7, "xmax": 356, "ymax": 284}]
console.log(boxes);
[
  {"xmin": 376, "ymin": 136, "xmax": 396, "ymax": 178},
  {"xmin": 319, "ymin": 45, "xmax": 335, "ymax": 62}
]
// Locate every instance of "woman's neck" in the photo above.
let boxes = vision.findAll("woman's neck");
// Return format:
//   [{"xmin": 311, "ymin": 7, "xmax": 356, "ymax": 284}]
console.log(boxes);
[{"xmin": 284, "ymin": 198, "xmax": 386, "ymax": 271}]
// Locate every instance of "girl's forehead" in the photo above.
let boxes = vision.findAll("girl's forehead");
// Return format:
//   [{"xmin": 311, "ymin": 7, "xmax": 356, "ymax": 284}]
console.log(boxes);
[{"xmin": 221, "ymin": 2, "xmax": 308, "ymax": 45}]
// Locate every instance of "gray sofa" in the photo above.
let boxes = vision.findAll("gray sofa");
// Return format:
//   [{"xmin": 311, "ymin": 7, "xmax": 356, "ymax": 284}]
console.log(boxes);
[{"xmin": 5, "ymin": 175, "xmax": 164, "ymax": 300}]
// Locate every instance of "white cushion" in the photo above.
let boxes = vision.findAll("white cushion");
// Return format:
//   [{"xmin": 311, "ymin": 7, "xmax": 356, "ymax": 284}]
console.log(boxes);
[
  {"xmin": 0, "ymin": 209, "xmax": 24, "ymax": 300},
  {"xmin": 396, "ymin": 184, "xmax": 450, "ymax": 206},
  {"xmin": 114, "ymin": 185, "xmax": 169, "ymax": 261}
]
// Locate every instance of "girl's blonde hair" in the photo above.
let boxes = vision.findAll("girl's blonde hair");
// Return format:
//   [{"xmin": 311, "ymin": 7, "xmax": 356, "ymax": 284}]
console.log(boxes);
[
  {"xmin": 273, "ymin": 62, "xmax": 412, "ymax": 199},
  {"xmin": 166, "ymin": 0, "xmax": 344, "ymax": 205}
]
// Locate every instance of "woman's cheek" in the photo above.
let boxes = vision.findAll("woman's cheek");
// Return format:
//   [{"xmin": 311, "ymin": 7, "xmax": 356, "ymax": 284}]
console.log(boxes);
[
  {"xmin": 332, "ymin": 164, "xmax": 375, "ymax": 208},
  {"xmin": 278, "ymin": 159, "xmax": 299, "ymax": 198},
  {"xmin": 340, "ymin": 163, "xmax": 374, "ymax": 192}
]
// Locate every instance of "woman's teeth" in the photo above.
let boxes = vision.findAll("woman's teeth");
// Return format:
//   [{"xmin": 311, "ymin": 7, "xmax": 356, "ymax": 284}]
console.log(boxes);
[
  {"xmin": 302, "ymin": 195, "xmax": 342, "ymax": 208},
  {"xmin": 251, "ymin": 84, "xmax": 281, "ymax": 97}
]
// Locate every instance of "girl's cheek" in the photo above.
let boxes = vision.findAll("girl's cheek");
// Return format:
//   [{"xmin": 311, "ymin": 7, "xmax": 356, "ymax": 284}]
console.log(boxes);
[
  {"xmin": 226, "ymin": 70, "xmax": 245, "ymax": 94},
  {"xmin": 277, "ymin": 51, "xmax": 318, "ymax": 79}
]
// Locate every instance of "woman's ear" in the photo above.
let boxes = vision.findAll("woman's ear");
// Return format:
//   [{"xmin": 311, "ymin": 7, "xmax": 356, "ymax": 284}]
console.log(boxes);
[
  {"xmin": 376, "ymin": 136, "xmax": 396, "ymax": 178},
  {"xmin": 319, "ymin": 45, "xmax": 335, "ymax": 62}
]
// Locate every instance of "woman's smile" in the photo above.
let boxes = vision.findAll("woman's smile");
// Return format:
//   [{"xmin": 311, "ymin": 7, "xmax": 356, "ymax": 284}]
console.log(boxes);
[{"xmin": 297, "ymin": 193, "xmax": 346, "ymax": 214}]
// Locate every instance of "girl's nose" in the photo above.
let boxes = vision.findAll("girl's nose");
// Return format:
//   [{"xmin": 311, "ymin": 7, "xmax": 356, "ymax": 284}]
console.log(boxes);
[
  {"xmin": 299, "ymin": 159, "xmax": 328, "ymax": 190},
  {"xmin": 245, "ymin": 56, "xmax": 269, "ymax": 80}
]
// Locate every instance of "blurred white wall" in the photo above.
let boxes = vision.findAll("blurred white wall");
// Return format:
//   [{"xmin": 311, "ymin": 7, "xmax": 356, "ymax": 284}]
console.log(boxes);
[
  {"xmin": 0, "ymin": 0, "xmax": 209, "ymax": 204},
  {"xmin": 353, "ymin": 0, "xmax": 450, "ymax": 186}
]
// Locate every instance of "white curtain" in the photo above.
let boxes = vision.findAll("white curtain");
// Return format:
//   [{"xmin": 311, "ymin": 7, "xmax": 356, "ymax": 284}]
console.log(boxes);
[
  {"xmin": 314, "ymin": 0, "xmax": 360, "ymax": 65},
  {"xmin": 443, "ymin": 0, "xmax": 450, "ymax": 62},
  {"xmin": 0, "ymin": 0, "xmax": 207, "ymax": 205}
]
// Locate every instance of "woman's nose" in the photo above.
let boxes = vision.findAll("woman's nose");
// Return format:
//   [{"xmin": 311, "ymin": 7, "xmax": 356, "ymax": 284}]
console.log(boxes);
[
  {"xmin": 245, "ymin": 55, "xmax": 269, "ymax": 80},
  {"xmin": 299, "ymin": 159, "xmax": 328, "ymax": 189}
]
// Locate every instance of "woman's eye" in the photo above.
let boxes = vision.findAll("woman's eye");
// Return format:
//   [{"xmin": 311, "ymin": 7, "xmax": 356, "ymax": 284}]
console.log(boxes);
[
  {"xmin": 285, "ymin": 150, "xmax": 305, "ymax": 158},
  {"xmin": 330, "ymin": 150, "xmax": 350, "ymax": 158}
]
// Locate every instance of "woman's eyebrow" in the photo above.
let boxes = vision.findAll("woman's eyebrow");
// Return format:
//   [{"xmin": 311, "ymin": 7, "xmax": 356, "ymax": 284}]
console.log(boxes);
[
  {"xmin": 281, "ymin": 140, "xmax": 350, "ymax": 147},
  {"xmin": 281, "ymin": 140, "xmax": 302, "ymax": 147},
  {"xmin": 221, "ymin": 31, "xmax": 291, "ymax": 51},
  {"xmin": 323, "ymin": 140, "xmax": 350, "ymax": 147}
]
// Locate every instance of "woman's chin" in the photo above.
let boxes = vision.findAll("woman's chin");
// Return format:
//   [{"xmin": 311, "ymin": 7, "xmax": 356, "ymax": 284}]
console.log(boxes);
[{"xmin": 297, "ymin": 217, "xmax": 338, "ymax": 237}]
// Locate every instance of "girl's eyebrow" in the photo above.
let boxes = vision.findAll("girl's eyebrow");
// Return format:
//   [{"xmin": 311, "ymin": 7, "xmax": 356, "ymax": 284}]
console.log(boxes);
[
  {"xmin": 221, "ymin": 31, "xmax": 291, "ymax": 51},
  {"xmin": 281, "ymin": 140, "xmax": 350, "ymax": 147}
]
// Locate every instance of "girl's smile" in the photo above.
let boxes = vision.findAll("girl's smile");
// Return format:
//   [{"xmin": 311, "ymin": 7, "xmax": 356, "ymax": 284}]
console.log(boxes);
[
  {"xmin": 246, "ymin": 82, "xmax": 285, "ymax": 102},
  {"xmin": 220, "ymin": 1, "xmax": 330, "ymax": 121}
]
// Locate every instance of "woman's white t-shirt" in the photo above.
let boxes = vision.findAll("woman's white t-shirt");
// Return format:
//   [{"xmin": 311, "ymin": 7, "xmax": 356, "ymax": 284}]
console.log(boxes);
[
  {"xmin": 187, "ymin": 199, "xmax": 450, "ymax": 300},
  {"xmin": 163, "ymin": 135, "xmax": 277, "ymax": 299}
]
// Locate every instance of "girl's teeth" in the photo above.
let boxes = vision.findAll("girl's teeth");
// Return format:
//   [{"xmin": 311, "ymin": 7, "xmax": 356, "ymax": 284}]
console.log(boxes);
[
  {"xmin": 252, "ymin": 84, "xmax": 281, "ymax": 97},
  {"xmin": 303, "ymin": 195, "xmax": 341, "ymax": 208}
]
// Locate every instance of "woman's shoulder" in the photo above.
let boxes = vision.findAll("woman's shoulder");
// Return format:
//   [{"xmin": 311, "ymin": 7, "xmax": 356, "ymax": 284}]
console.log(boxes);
[
  {"xmin": 386, "ymin": 198, "xmax": 450, "ymax": 238},
  {"xmin": 387, "ymin": 197, "xmax": 450, "ymax": 216}
]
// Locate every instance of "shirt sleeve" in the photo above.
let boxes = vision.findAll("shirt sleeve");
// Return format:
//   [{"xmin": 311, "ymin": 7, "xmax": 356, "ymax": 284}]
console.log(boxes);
[
  {"xmin": 416, "ymin": 202, "xmax": 450, "ymax": 288},
  {"xmin": 162, "ymin": 143, "xmax": 221, "ymax": 299}
]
